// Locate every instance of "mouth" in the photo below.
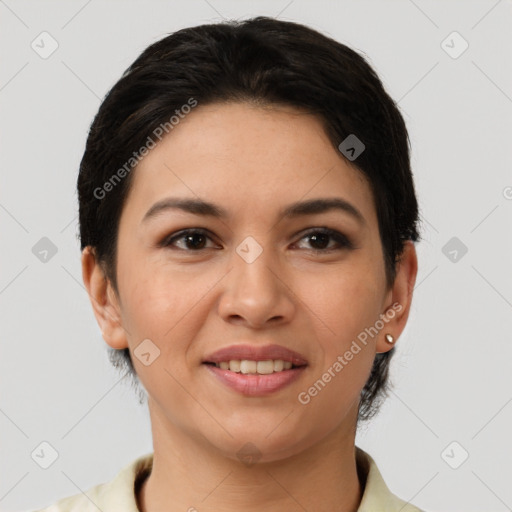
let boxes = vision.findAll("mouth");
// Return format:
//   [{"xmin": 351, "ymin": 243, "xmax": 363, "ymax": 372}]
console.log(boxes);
[
  {"xmin": 202, "ymin": 344, "xmax": 308, "ymax": 396},
  {"xmin": 203, "ymin": 359, "xmax": 305, "ymax": 374}
]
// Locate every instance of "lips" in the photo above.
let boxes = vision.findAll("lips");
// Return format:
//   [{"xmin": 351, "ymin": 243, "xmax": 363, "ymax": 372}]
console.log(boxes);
[
  {"xmin": 202, "ymin": 343, "xmax": 308, "ymax": 367},
  {"xmin": 202, "ymin": 344, "xmax": 308, "ymax": 396}
]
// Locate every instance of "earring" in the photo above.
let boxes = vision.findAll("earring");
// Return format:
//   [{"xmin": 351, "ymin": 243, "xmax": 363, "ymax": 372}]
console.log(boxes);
[{"xmin": 385, "ymin": 333, "xmax": 394, "ymax": 344}]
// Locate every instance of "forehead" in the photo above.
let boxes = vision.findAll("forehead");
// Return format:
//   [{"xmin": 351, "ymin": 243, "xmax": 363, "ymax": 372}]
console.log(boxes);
[{"xmin": 122, "ymin": 102, "xmax": 376, "ymax": 228}]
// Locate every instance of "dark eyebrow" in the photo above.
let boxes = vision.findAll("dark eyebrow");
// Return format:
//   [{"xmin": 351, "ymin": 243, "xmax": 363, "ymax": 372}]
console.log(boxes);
[
  {"xmin": 142, "ymin": 198, "xmax": 229, "ymax": 224},
  {"xmin": 141, "ymin": 197, "xmax": 365, "ymax": 226},
  {"xmin": 279, "ymin": 198, "xmax": 365, "ymax": 226}
]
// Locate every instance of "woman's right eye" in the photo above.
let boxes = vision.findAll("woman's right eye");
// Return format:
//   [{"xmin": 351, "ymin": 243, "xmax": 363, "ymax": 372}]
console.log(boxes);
[{"xmin": 162, "ymin": 229, "xmax": 218, "ymax": 251}]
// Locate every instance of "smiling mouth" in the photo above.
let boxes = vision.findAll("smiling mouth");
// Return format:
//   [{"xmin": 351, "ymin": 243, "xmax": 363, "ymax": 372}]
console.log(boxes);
[{"xmin": 203, "ymin": 359, "xmax": 306, "ymax": 375}]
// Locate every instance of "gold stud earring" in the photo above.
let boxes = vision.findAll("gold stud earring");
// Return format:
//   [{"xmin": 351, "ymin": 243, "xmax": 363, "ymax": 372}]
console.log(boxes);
[{"xmin": 385, "ymin": 333, "xmax": 394, "ymax": 344}]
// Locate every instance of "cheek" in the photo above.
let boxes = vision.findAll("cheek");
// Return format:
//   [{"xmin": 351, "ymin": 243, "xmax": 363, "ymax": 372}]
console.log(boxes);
[
  {"xmin": 120, "ymin": 256, "xmax": 192, "ymax": 329},
  {"xmin": 119, "ymin": 265, "xmax": 216, "ymax": 366},
  {"xmin": 296, "ymin": 275, "xmax": 379, "ymax": 423},
  {"xmin": 300, "ymin": 261, "xmax": 384, "ymax": 341},
  {"xmin": 117, "ymin": 276, "xmax": 199, "ymax": 410},
  {"xmin": 295, "ymin": 263, "xmax": 383, "ymax": 399}
]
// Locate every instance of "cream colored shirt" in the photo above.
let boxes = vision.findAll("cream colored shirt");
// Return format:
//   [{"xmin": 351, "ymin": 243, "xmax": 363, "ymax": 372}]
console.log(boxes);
[{"xmin": 34, "ymin": 447, "xmax": 424, "ymax": 511}]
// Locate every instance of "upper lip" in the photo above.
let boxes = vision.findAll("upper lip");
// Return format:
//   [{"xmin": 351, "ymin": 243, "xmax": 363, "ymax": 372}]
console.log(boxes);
[{"xmin": 203, "ymin": 344, "xmax": 308, "ymax": 366}]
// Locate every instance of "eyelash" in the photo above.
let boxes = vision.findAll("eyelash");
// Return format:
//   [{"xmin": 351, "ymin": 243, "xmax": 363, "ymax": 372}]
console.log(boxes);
[{"xmin": 160, "ymin": 228, "xmax": 354, "ymax": 254}]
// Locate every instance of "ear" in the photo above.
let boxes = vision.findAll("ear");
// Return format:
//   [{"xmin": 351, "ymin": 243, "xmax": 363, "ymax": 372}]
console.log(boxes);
[
  {"xmin": 376, "ymin": 241, "xmax": 418, "ymax": 354},
  {"xmin": 81, "ymin": 246, "xmax": 128, "ymax": 350}
]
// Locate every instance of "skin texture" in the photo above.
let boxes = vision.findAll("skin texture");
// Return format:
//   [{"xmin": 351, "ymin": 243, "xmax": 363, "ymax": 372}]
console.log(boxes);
[{"xmin": 82, "ymin": 102, "xmax": 418, "ymax": 512}]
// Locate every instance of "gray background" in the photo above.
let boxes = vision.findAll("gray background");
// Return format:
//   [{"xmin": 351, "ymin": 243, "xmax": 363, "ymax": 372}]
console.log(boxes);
[{"xmin": 1, "ymin": 1, "xmax": 511, "ymax": 511}]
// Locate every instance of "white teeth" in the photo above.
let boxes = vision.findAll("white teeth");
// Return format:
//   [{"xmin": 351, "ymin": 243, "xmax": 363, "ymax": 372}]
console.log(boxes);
[
  {"xmin": 240, "ymin": 360, "xmax": 257, "ymax": 374},
  {"xmin": 273, "ymin": 359, "xmax": 284, "ymax": 372},
  {"xmin": 256, "ymin": 360, "xmax": 274, "ymax": 374},
  {"xmin": 229, "ymin": 360, "xmax": 241, "ymax": 372},
  {"xmin": 214, "ymin": 359, "xmax": 297, "ymax": 374}
]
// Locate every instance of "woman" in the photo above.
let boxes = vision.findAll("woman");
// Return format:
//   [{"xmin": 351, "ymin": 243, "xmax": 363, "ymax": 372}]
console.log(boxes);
[{"xmin": 37, "ymin": 16, "xmax": 421, "ymax": 511}]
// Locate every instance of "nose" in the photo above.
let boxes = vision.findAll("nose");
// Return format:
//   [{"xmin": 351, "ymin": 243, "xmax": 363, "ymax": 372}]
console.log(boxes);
[{"xmin": 217, "ymin": 239, "xmax": 296, "ymax": 329}]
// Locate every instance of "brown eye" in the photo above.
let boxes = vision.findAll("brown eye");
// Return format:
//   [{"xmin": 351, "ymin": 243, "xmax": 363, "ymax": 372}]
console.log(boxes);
[
  {"xmin": 162, "ymin": 229, "xmax": 217, "ymax": 251},
  {"xmin": 294, "ymin": 228, "xmax": 353, "ymax": 253}
]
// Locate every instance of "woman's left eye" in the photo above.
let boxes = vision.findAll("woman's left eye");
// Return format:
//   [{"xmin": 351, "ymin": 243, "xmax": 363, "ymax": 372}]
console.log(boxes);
[
  {"xmin": 161, "ymin": 228, "xmax": 353, "ymax": 253},
  {"xmin": 293, "ymin": 228, "xmax": 354, "ymax": 252}
]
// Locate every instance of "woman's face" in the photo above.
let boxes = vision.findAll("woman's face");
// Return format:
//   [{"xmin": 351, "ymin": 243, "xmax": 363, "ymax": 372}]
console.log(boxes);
[{"xmin": 86, "ymin": 102, "xmax": 415, "ymax": 462}]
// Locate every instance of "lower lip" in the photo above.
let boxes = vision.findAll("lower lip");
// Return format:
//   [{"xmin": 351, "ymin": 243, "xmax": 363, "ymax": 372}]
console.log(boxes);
[{"xmin": 203, "ymin": 364, "xmax": 306, "ymax": 396}]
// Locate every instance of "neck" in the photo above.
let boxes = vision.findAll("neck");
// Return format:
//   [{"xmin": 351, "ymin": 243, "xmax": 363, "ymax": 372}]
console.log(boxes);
[{"xmin": 138, "ymin": 403, "xmax": 363, "ymax": 512}]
